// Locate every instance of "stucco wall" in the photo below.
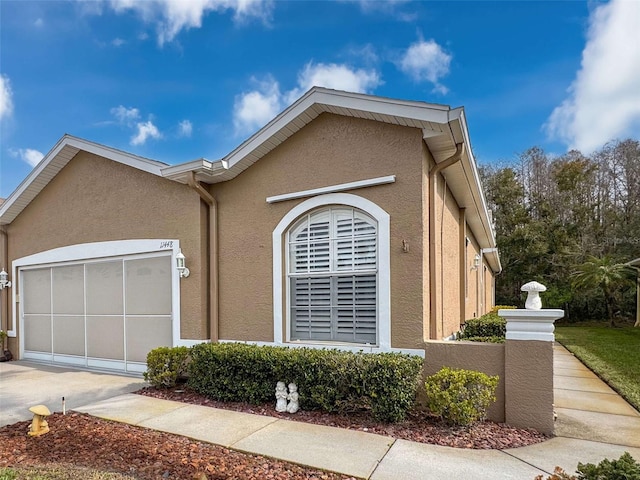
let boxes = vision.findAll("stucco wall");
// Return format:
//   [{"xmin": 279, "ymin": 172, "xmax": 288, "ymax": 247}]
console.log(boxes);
[
  {"xmin": 6, "ymin": 152, "xmax": 206, "ymax": 343},
  {"xmin": 505, "ymin": 339, "xmax": 554, "ymax": 434},
  {"xmin": 465, "ymin": 234, "xmax": 481, "ymax": 320},
  {"xmin": 423, "ymin": 340, "xmax": 505, "ymax": 422},
  {"xmin": 210, "ymin": 113, "xmax": 426, "ymax": 349}
]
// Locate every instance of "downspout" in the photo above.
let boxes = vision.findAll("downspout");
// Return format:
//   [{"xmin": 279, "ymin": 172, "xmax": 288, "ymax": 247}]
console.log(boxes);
[
  {"xmin": 429, "ymin": 143, "xmax": 464, "ymax": 340},
  {"xmin": 0, "ymin": 226, "xmax": 8, "ymax": 345},
  {"xmin": 187, "ymin": 172, "xmax": 219, "ymax": 342}
]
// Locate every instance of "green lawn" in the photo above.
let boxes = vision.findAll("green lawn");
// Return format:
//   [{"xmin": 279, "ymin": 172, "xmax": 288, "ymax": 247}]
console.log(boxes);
[{"xmin": 555, "ymin": 325, "xmax": 640, "ymax": 411}]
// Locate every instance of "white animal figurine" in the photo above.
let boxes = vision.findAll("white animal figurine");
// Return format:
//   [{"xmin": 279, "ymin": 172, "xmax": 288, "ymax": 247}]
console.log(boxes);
[
  {"xmin": 275, "ymin": 381, "xmax": 288, "ymax": 412},
  {"xmin": 286, "ymin": 383, "xmax": 299, "ymax": 413}
]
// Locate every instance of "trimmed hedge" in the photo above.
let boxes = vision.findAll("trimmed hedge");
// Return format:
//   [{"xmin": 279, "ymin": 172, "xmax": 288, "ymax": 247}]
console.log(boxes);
[
  {"xmin": 187, "ymin": 343, "xmax": 423, "ymax": 423},
  {"xmin": 144, "ymin": 346, "xmax": 190, "ymax": 388},
  {"xmin": 424, "ymin": 367, "xmax": 498, "ymax": 426},
  {"xmin": 459, "ymin": 312, "xmax": 506, "ymax": 340}
]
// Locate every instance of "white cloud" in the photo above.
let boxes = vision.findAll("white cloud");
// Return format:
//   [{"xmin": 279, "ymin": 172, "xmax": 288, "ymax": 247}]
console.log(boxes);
[
  {"xmin": 545, "ymin": 0, "xmax": 640, "ymax": 154},
  {"xmin": 286, "ymin": 62, "xmax": 381, "ymax": 104},
  {"xmin": 105, "ymin": 0, "xmax": 274, "ymax": 46},
  {"xmin": 111, "ymin": 37, "xmax": 126, "ymax": 47},
  {"xmin": 399, "ymin": 39, "xmax": 451, "ymax": 93},
  {"xmin": 353, "ymin": 0, "xmax": 416, "ymax": 21},
  {"xmin": 178, "ymin": 119, "xmax": 193, "ymax": 137},
  {"xmin": 131, "ymin": 120, "xmax": 162, "ymax": 145},
  {"xmin": 110, "ymin": 105, "xmax": 140, "ymax": 125},
  {"xmin": 0, "ymin": 74, "xmax": 14, "ymax": 120},
  {"xmin": 233, "ymin": 63, "xmax": 382, "ymax": 135},
  {"xmin": 34, "ymin": 18, "xmax": 44, "ymax": 27},
  {"xmin": 233, "ymin": 77, "xmax": 282, "ymax": 134},
  {"xmin": 9, "ymin": 148, "xmax": 45, "ymax": 167}
]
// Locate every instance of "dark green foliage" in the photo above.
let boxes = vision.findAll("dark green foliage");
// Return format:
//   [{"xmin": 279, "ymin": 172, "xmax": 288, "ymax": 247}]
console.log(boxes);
[
  {"xmin": 479, "ymin": 139, "xmax": 640, "ymax": 323},
  {"xmin": 536, "ymin": 452, "xmax": 640, "ymax": 480},
  {"xmin": 577, "ymin": 452, "xmax": 640, "ymax": 479},
  {"xmin": 144, "ymin": 346, "xmax": 191, "ymax": 388},
  {"xmin": 187, "ymin": 343, "xmax": 423, "ymax": 422},
  {"xmin": 459, "ymin": 312, "xmax": 506, "ymax": 339},
  {"xmin": 424, "ymin": 367, "xmax": 498, "ymax": 426}
]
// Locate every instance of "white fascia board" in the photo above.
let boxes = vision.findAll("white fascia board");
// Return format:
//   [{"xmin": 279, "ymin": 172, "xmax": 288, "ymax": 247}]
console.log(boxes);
[
  {"xmin": 448, "ymin": 109, "xmax": 498, "ymax": 251},
  {"xmin": 63, "ymin": 135, "xmax": 167, "ymax": 174},
  {"xmin": 266, "ymin": 175, "xmax": 396, "ymax": 203},
  {"xmin": 223, "ymin": 87, "xmax": 453, "ymax": 171}
]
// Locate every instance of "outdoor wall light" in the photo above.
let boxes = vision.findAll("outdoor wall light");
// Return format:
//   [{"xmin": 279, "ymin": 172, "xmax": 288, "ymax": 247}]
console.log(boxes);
[
  {"xmin": 176, "ymin": 250, "xmax": 190, "ymax": 278},
  {"xmin": 472, "ymin": 254, "xmax": 481, "ymax": 270},
  {"xmin": 0, "ymin": 269, "xmax": 11, "ymax": 289}
]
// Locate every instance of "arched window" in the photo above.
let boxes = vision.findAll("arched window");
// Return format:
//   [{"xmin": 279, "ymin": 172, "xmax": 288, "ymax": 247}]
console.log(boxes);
[{"xmin": 287, "ymin": 207, "xmax": 377, "ymax": 344}]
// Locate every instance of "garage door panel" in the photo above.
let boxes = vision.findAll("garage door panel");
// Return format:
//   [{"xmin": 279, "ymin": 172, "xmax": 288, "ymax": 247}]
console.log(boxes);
[
  {"xmin": 53, "ymin": 316, "xmax": 85, "ymax": 356},
  {"xmin": 126, "ymin": 316, "xmax": 172, "ymax": 363},
  {"xmin": 86, "ymin": 261, "xmax": 123, "ymax": 315},
  {"xmin": 87, "ymin": 316, "xmax": 124, "ymax": 360},
  {"xmin": 53, "ymin": 265, "xmax": 84, "ymax": 315},
  {"xmin": 24, "ymin": 315, "xmax": 52, "ymax": 352},
  {"xmin": 23, "ymin": 269, "xmax": 51, "ymax": 315},
  {"xmin": 125, "ymin": 257, "xmax": 171, "ymax": 315}
]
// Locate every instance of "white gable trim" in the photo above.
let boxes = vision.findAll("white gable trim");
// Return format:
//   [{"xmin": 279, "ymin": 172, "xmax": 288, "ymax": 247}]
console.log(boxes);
[
  {"xmin": 0, "ymin": 135, "xmax": 167, "ymax": 225},
  {"xmin": 272, "ymin": 193, "xmax": 391, "ymax": 351}
]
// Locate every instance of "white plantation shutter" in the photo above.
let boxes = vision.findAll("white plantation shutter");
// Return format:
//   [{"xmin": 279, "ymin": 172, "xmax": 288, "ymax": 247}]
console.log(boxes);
[{"xmin": 288, "ymin": 207, "xmax": 378, "ymax": 344}]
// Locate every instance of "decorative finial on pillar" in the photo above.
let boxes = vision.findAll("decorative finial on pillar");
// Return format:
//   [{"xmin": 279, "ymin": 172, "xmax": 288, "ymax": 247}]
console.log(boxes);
[{"xmin": 521, "ymin": 281, "xmax": 547, "ymax": 310}]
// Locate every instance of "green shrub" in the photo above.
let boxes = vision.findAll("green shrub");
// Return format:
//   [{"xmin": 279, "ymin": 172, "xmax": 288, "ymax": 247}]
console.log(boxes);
[
  {"xmin": 424, "ymin": 367, "xmax": 498, "ymax": 426},
  {"xmin": 459, "ymin": 312, "xmax": 506, "ymax": 339},
  {"xmin": 534, "ymin": 452, "xmax": 640, "ymax": 480},
  {"xmin": 144, "ymin": 346, "xmax": 191, "ymax": 388},
  {"xmin": 459, "ymin": 335, "xmax": 505, "ymax": 344},
  {"xmin": 490, "ymin": 305, "xmax": 517, "ymax": 314},
  {"xmin": 187, "ymin": 343, "xmax": 423, "ymax": 422}
]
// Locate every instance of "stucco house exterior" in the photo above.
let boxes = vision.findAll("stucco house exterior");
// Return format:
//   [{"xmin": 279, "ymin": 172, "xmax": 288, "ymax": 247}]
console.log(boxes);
[{"xmin": 0, "ymin": 87, "xmax": 500, "ymax": 373}]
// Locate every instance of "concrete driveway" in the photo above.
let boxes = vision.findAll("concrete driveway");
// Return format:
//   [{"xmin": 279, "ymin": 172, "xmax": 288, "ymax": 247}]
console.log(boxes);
[{"xmin": 0, "ymin": 361, "xmax": 146, "ymax": 427}]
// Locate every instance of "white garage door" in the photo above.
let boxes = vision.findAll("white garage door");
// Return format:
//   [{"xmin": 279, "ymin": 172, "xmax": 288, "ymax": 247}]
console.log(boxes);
[{"xmin": 21, "ymin": 254, "xmax": 173, "ymax": 373}]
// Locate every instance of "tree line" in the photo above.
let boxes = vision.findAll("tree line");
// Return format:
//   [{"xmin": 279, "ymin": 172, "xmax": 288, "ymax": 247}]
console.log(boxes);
[{"xmin": 480, "ymin": 139, "xmax": 639, "ymax": 323}]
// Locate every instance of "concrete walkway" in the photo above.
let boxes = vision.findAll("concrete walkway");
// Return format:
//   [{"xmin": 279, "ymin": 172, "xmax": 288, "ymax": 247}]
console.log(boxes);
[
  {"xmin": 73, "ymin": 345, "xmax": 640, "ymax": 479},
  {"xmin": 4, "ymin": 346, "xmax": 640, "ymax": 479}
]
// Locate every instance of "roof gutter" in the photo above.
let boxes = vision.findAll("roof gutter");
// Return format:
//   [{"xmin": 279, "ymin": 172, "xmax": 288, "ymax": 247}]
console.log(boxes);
[
  {"xmin": 429, "ymin": 143, "xmax": 464, "ymax": 340},
  {"xmin": 187, "ymin": 172, "xmax": 219, "ymax": 342}
]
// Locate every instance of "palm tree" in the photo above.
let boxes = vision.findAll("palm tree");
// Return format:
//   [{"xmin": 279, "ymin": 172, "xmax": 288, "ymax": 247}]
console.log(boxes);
[{"xmin": 571, "ymin": 256, "xmax": 635, "ymax": 327}]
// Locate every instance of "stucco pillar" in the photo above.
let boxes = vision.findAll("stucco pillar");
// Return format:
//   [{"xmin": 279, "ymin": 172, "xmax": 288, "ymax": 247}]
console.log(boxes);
[{"xmin": 499, "ymin": 292, "xmax": 564, "ymax": 435}]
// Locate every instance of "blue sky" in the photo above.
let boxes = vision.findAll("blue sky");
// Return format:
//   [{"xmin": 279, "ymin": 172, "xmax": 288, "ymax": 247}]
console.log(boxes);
[{"xmin": 1, "ymin": 0, "xmax": 639, "ymax": 197}]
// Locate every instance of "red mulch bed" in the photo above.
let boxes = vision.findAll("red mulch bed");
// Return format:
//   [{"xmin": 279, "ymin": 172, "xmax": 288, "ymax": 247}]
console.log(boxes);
[
  {"xmin": 137, "ymin": 386, "xmax": 549, "ymax": 450},
  {"xmin": 0, "ymin": 412, "xmax": 351, "ymax": 480}
]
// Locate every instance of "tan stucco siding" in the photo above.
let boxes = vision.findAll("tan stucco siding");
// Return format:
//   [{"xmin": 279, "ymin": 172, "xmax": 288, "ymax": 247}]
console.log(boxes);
[
  {"xmin": 7, "ymin": 152, "xmax": 206, "ymax": 341},
  {"xmin": 465, "ymin": 234, "xmax": 481, "ymax": 320},
  {"xmin": 440, "ymin": 184, "xmax": 461, "ymax": 338},
  {"xmin": 211, "ymin": 113, "xmax": 426, "ymax": 349}
]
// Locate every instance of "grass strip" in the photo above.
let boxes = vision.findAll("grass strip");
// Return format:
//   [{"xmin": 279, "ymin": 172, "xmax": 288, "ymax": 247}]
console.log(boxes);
[{"xmin": 555, "ymin": 326, "xmax": 640, "ymax": 411}]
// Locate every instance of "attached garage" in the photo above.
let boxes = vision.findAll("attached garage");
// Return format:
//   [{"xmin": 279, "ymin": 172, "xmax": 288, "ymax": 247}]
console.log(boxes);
[{"xmin": 16, "ymin": 240, "xmax": 180, "ymax": 373}]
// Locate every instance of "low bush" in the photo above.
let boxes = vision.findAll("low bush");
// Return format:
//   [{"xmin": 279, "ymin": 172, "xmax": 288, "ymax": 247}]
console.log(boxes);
[
  {"xmin": 144, "ymin": 346, "xmax": 190, "ymax": 388},
  {"xmin": 424, "ymin": 367, "xmax": 498, "ymax": 426},
  {"xmin": 490, "ymin": 305, "xmax": 517, "ymax": 314},
  {"xmin": 459, "ymin": 312, "xmax": 506, "ymax": 340},
  {"xmin": 458, "ymin": 335, "xmax": 505, "ymax": 344},
  {"xmin": 187, "ymin": 342, "xmax": 423, "ymax": 422},
  {"xmin": 534, "ymin": 452, "xmax": 640, "ymax": 480}
]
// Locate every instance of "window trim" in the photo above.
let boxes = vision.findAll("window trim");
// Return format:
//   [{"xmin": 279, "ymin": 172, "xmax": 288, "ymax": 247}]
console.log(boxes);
[{"xmin": 273, "ymin": 193, "xmax": 391, "ymax": 350}]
